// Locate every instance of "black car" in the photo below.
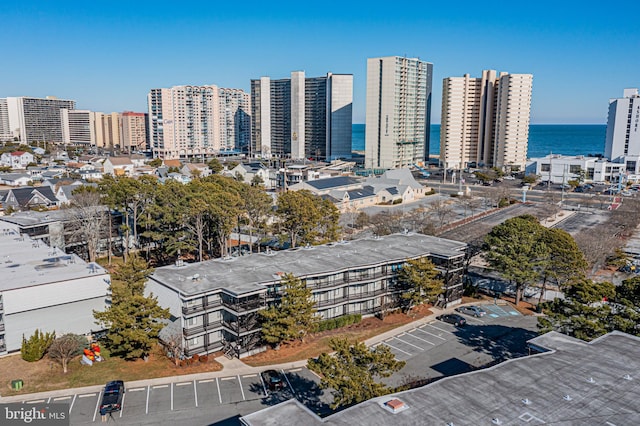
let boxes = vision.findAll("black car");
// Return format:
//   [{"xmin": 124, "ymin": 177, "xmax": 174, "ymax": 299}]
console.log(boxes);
[
  {"xmin": 436, "ymin": 314, "xmax": 467, "ymax": 326},
  {"xmin": 100, "ymin": 380, "xmax": 125, "ymax": 415},
  {"xmin": 262, "ymin": 369, "xmax": 285, "ymax": 391}
]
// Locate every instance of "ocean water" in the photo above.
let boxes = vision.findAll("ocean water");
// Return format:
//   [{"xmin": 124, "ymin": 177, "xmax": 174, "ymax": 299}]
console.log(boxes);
[{"xmin": 351, "ymin": 124, "xmax": 607, "ymax": 159}]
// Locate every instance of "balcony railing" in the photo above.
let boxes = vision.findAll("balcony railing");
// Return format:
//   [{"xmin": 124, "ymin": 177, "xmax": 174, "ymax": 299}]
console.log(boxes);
[
  {"xmin": 222, "ymin": 320, "xmax": 261, "ymax": 335},
  {"xmin": 315, "ymin": 288, "xmax": 388, "ymax": 308},
  {"xmin": 308, "ymin": 271, "xmax": 394, "ymax": 290},
  {"xmin": 182, "ymin": 298, "xmax": 222, "ymax": 315},
  {"xmin": 0, "ymin": 323, "xmax": 4, "ymax": 332},
  {"xmin": 183, "ymin": 320, "xmax": 222, "ymax": 337},
  {"xmin": 222, "ymin": 299, "xmax": 265, "ymax": 313}
]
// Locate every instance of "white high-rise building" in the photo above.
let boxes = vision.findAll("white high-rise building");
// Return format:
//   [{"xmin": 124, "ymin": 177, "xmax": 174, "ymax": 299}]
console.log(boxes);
[
  {"xmin": 605, "ymin": 88, "xmax": 640, "ymax": 163},
  {"xmin": 61, "ymin": 109, "xmax": 95, "ymax": 146},
  {"xmin": 0, "ymin": 99, "xmax": 11, "ymax": 141},
  {"xmin": 5, "ymin": 96, "xmax": 76, "ymax": 144},
  {"xmin": 365, "ymin": 56, "xmax": 433, "ymax": 170},
  {"xmin": 250, "ymin": 72, "xmax": 353, "ymax": 161},
  {"xmin": 218, "ymin": 88, "xmax": 250, "ymax": 153},
  {"xmin": 440, "ymin": 70, "xmax": 533, "ymax": 171}
]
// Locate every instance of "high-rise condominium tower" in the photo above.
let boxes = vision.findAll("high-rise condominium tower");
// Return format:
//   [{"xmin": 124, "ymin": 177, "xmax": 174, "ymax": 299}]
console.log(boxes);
[
  {"xmin": 440, "ymin": 70, "xmax": 533, "ymax": 170},
  {"xmin": 605, "ymin": 88, "xmax": 640, "ymax": 163},
  {"xmin": 0, "ymin": 99, "xmax": 11, "ymax": 141},
  {"xmin": 4, "ymin": 96, "xmax": 76, "ymax": 144},
  {"xmin": 121, "ymin": 111, "xmax": 149, "ymax": 152},
  {"xmin": 365, "ymin": 56, "xmax": 433, "ymax": 170},
  {"xmin": 250, "ymin": 72, "xmax": 352, "ymax": 161},
  {"xmin": 148, "ymin": 85, "xmax": 250, "ymax": 159}
]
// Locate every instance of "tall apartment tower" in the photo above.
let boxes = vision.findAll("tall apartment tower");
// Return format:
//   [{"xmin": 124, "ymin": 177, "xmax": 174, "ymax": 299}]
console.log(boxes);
[
  {"xmin": 440, "ymin": 70, "xmax": 533, "ymax": 170},
  {"xmin": 365, "ymin": 56, "xmax": 433, "ymax": 170},
  {"xmin": 250, "ymin": 72, "xmax": 352, "ymax": 161},
  {"xmin": 605, "ymin": 88, "xmax": 640, "ymax": 162},
  {"xmin": 5, "ymin": 96, "xmax": 76, "ymax": 144},
  {"xmin": 61, "ymin": 109, "xmax": 95, "ymax": 145},
  {"xmin": 218, "ymin": 88, "xmax": 250, "ymax": 153},
  {"xmin": 121, "ymin": 111, "xmax": 148, "ymax": 152},
  {"xmin": 0, "ymin": 99, "xmax": 11, "ymax": 141},
  {"xmin": 148, "ymin": 85, "xmax": 220, "ymax": 159}
]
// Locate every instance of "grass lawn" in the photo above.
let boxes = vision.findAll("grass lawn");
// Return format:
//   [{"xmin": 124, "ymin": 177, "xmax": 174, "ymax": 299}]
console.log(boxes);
[
  {"xmin": 242, "ymin": 306, "xmax": 433, "ymax": 367},
  {"xmin": 0, "ymin": 344, "xmax": 222, "ymax": 397}
]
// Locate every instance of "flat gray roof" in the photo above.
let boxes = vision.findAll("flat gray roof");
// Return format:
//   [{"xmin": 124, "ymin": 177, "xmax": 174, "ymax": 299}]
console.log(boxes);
[
  {"xmin": 241, "ymin": 331, "xmax": 640, "ymax": 425},
  {"xmin": 149, "ymin": 233, "xmax": 467, "ymax": 298},
  {"xmin": 0, "ymin": 223, "xmax": 107, "ymax": 291}
]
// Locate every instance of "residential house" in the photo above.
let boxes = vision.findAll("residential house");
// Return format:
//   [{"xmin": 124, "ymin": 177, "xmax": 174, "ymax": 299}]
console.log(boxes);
[
  {"xmin": 228, "ymin": 162, "xmax": 272, "ymax": 187},
  {"xmin": 0, "ymin": 173, "xmax": 32, "ymax": 187},
  {"xmin": 103, "ymin": 157, "xmax": 134, "ymax": 176},
  {"xmin": 0, "ymin": 151, "xmax": 34, "ymax": 169},
  {"xmin": 1, "ymin": 186, "xmax": 59, "ymax": 211},
  {"xmin": 182, "ymin": 163, "xmax": 212, "ymax": 178}
]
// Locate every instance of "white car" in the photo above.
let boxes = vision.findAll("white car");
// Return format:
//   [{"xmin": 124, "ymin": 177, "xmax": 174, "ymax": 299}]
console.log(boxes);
[
  {"xmin": 455, "ymin": 305, "xmax": 487, "ymax": 317},
  {"xmin": 503, "ymin": 175, "xmax": 515, "ymax": 180}
]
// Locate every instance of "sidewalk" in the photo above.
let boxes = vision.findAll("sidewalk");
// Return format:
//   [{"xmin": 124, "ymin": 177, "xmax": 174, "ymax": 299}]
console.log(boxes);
[{"xmin": 0, "ymin": 305, "xmax": 455, "ymax": 404}]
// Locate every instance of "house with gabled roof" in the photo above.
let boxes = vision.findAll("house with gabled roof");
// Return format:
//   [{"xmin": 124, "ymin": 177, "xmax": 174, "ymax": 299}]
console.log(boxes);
[
  {"xmin": 0, "ymin": 151, "xmax": 34, "ymax": 169},
  {"xmin": 0, "ymin": 173, "xmax": 32, "ymax": 187},
  {"xmin": 103, "ymin": 156, "xmax": 134, "ymax": 176},
  {"xmin": 228, "ymin": 162, "xmax": 273, "ymax": 188},
  {"xmin": 1, "ymin": 186, "xmax": 59, "ymax": 211},
  {"xmin": 181, "ymin": 163, "xmax": 211, "ymax": 178}
]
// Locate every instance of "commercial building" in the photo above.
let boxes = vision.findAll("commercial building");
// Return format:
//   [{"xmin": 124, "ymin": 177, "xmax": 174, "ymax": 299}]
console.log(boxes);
[
  {"xmin": 250, "ymin": 72, "xmax": 353, "ymax": 161},
  {"xmin": 365, "ymin": 56, "xmax": 433, "ymax": 170},
  {"xmin": 241, "ymin": 331, "xmax": 640, "ymax": 425},
  {"xmin": 0, "ymin": 222, "xmax": 110, "ymax": 355},
  {"xmin": 440, "ymin": 70, "xmax": 533, "ymax": 171},
  {"xmin": 526, "ymin": 154, "xmax": 640, "ymax": 184},
  {"xmin": 605, "ymin": 88, "xmax": 640, "ymax": 162},
  {"xmin": 146, "ymin": 233, "xmax": 466, "ymax": 358},
  {"xmin": 5, "ymin": 96, "xmax": 76, "ymax": 144}
]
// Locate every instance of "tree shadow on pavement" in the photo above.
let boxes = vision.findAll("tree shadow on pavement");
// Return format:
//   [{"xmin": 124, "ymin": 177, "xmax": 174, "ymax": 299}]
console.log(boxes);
[{"xmin": 453, "ymin": 323, "xmax": 538, "ymax": 361}]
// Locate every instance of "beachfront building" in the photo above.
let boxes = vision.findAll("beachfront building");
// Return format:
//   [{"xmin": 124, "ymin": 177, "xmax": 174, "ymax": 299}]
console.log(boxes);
[
  {"xmin": 605, "ymin": 89, "xmax": 640, "ymax": 173},
  {"xmin": 250, "ymin": 72, "xmax": 353, "ymax": 161},
  {"xmin": 4, "ymin": 96, "xmax": 76, "ymax": 144},
  {"xmin": 218, "ymin": 88, "xmax": 251, "ymax": 154},
  {"xmin": 0, "ymin": 222, "xmax": 110, "ymax": 355},
  {"xmin": 120, "ymin": 111, "xmax": 148, "ymax": 152},
  {"xmin": 440, "ymin": 70, "xmax": 533, "ymax": 171},
  {"xmin": 524, "ymin": 154, "xmax": 640, "ymax": 184},
  {"xmin": 146, "ymin": 233, "xmax": 466, "ymax": 357},
  {"xmin": 365, "ymin": 56, "xmax": 433, "ymax": 170},
  {"xmin": 0, "ymin": 98, "xmax": 12, "ymax": 141}
]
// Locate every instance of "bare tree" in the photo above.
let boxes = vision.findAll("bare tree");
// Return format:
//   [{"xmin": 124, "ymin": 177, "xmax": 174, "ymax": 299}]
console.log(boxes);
[
  {"xmin": 160, "ymin": 330, "xmax": 184, "ymax": 367},
  {"xmin": 48, "ymin": 334, "xmax": 86, "ymax": 373},
  {"xmin": 65, "ymin": 187, "xmax": 109, "ymax": 262},
  {"xmin": 430, "ymin": 199, "xmax": 454, "ymax": 229}
]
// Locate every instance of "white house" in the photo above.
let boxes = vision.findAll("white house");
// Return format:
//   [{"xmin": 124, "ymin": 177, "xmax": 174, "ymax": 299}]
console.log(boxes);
[
  {"xmin": 103, "ymin": 157, "xmax": 134, "ymax": 176},
  {"xmin": 0, "ymin": 151, "xmax": 34, "ymax": 169}
]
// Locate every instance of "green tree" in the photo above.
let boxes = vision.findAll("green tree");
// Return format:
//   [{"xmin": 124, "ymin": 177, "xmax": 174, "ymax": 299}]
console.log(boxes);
[
  {"xmin": 276, "ymin": 190, "xmax": 339, "ymax": 248},
  {"xmin": 484, "ymin": 215, "xmax": 548, "ymax": 305},
  {"xmin": 616, "ymin": 276, "xmax": 640, "ymax": 307},
  {"xmin": 398, "ymin": 257, "xmax": 443, "ymax": 312},
  {"xmin": 250, "ymin": 174, "xmax": 264, "ymax": 187},
  {"xmin": 307, "ymin": 337, "xmax": 405, "ymax": 409},
  {"xmin": 21, "ymin": 329, "xmax": 55, "ymax": 362},
  {"xmin": 94, "ymin": 254, "xmax": 170, "ymax": 360},
  {"xmin": 240, "ymin": 185, "xmax": 273, "ymax": 254},
  {"xmin": 522, "ymin": 174, "xmax": 538, "ymax": 184},
  {"xmin": 260, "ymin": 273, "xmax": 319, "ymax": 346},
  {"xmin": 207, "ymin": 158, "xmax": 223, "ymax": 174},
  {"xmin": 48, "ymin": 334, "xmax": 86, "ymax": 373},
  {"xmin": 147, "ymin": 158, "xmax": 162, "ymax": 168}
]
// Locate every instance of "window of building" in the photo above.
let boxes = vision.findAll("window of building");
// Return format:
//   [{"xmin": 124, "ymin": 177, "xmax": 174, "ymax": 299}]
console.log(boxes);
[
  {"xmin": 626, "ymin": 161, "xmax": 637, "ymax": 172},
  {"xmin": 569, "ymin": 165, "xmax": 581, "ymax": 174},
  {"xmin": 187, "ymin": 317, "xmax": 197, "ymax": 326},
  {"xmin": 190, "ymin": 337, "xmax": 199, "ymax": 346},
  {"xmin": 541, "ymin": 164, "xmax": 550, "ymax": 172}
]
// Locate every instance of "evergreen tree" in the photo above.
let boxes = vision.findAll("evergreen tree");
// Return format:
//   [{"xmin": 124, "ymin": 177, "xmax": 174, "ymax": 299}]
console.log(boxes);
[
  {"xmin": 94, "ymin": 254, "xmax": 170, "ymax": 360},
  {"xmin": 260, "ymin": 273, "xmax": 319, "ymax": 346},
  {"xmin": 398, "ymin": 257, "xmax": 443, "ymax": 312},
  {"xmin": 21, "ymin": 329, "xmax": 55, "ymax": 362},
  {"xmin": 307, "ymin": 337, "xmax": 405, "ymax": 409}
]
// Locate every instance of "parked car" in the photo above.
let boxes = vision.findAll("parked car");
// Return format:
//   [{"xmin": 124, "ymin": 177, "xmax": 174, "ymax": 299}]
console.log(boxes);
[
  {"xmin": 100, "ymin": 380, "xmax": 125, "ymax": 415},
  {"xmin": 455, "ymin": 305, "xmax": 487, "ymax": 317},
  {"xmin": 436, "ymin": 314, "xmax": 467, "ymax": 326},
  {"xmin": 262, "ymin": 369, "xmax": 285, "ymax": 391},
  {"xmin": 503, "ymin": 175, "xmax": 515, "ymax": 180}
]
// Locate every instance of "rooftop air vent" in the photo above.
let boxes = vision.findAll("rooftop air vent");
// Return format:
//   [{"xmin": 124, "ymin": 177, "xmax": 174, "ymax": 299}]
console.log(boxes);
[
  {"xmin": 381, "ymin": 398, "xmax": 408, "ymax": 414},
  {"xmin": 522, "ymin": 398, "xmax": 531, "ymax": 405},
  {"xmin": 586, "ymin": 377, "xmax": 595, "ymax": 383},
  {"xmin": 563, "ymin": 395, "xmax": 572, "ymax": 401},
  {"xmin": 491, "ymin": 419, "xmax": 502, "ymax": 425},
  {"xmin": 623, "ymin": 374, "xmax": 632, "ymax": 380}
]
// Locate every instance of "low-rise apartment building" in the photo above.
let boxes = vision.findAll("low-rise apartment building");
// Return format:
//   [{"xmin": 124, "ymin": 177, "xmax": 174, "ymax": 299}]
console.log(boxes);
[
  {"xmin": 0, "ymin": 223, "xmax": 110, "ymax": 355},
  {"xmin": 146, "ymin": 233, "xmax": 467, "ymax": 358}
]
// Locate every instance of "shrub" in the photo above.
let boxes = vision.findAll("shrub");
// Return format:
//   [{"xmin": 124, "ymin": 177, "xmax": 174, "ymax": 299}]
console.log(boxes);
[
  {"xmin": 21, "ymin": 329, "xmax": 55, "ymax": 362},
  {"xmin": 199, "ymin": 355, "xmax": 208, "ymax": 363},
  {"xmin": 192, "ymin": 354, "xmax": 200, "ymax": 362},
  {"xmin": 392, "ymin": 199, "xmax": 402, "ymax": 205},
  {"xmin": 317, "ymin": 314, "xmax": 362, "ymax": 332}
]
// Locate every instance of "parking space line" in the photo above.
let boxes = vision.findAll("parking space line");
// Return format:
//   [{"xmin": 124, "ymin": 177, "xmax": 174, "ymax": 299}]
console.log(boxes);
[
  {"xmin": 198, "ymin": 379, "xmax": 214, "ymax": 383},
  {"xmin": 53, "ymin": 396, "xmax": 71, "ymax": 401},
  {"xmin": 145, "ymin": 386, "xmax": 150, "ymax": 415},
  {"xmin": 26, "ymin": 399, "xmax": 45, "ymax": 403},
  {"xmin": 426, "ymin": 323, "xmax": 454, "ymax": 334},
  {"xmin": 92, "ymin": 391, "xmax": 101, "ymax": 423},
  {"xmin": 281, "ymin": 369, "xmax": 295, "ymax": 395},
  {"xmin": 176, "ymin": 382, "xmax": 191, "ymax": 386},
  {"xmin": 465, "ymin": 317, "xmax": 486, "ymax": 324},
  {"xmin": 171, "ymin": 383, "xmax": 174, "ymax": 411},
  {"xmin": 153, "ymin": 384, "xmax": 168, "ymax": 389},
  {"xmin": 289, "ymin": 368, "xmax": 302, "ymax": 372},
  {"xmin": 120, "ymin": 392, "xmax": 125, "ymax": 418},
  {"xmin": 416, "ymin": 326, "xmax": 447, "ymax": 340},
  {"xmin": 237, "ymin": 375, "xmax": 246, "ymax": 401},
  {"xmin": 47, "ymin": 397, "xmax": 51, "ymax": 403},
  {"xmin": 215, "ymin": 378, "xmax": 222, "ymax": 404},
  {"xmin": 69, "ymin": 394, "xmax": 77, "ymax": 413},
  {"xmin": 259, "ymin": 371, "xmax": 267, "ymax": 395},
  {"xmin": 242, "ymin": 374, "xmax": 257, "ymax": 378},
  {"xmin": 194, "ymin": 380, "xmax": 198, "ymax": 408},
  {"xmin": 78, "ymin": 393, "xmax": 96, "ymax": 398},
  {"xmin": 383, "ymin": 342, "xmax": 412, "ymax": 356},
  {"xmin": 129, "ymin": 387, "xmax": 145, "ymax": 392},
  {"xmin": 393, "ymin": 336, "xmax": 425, "ymax": 351},
  {"xmin": 404, "ymin": 332, "xmax": 435, "ymax": 346},
  {"xmin": 221, "ymin": 376, "xmax": 236, "ymax": 381}
]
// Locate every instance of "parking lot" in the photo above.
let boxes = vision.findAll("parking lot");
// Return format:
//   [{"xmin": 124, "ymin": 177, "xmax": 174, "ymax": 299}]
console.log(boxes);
[{"xmin": 19, "ymin": 367, "xmax": 326, "ymax": 425}]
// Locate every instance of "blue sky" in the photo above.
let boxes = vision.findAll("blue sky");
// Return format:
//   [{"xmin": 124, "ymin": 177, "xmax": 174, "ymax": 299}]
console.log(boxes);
[{"xmin": 1, "ymin": 1, "xmax": 638, "ymax": 124}]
